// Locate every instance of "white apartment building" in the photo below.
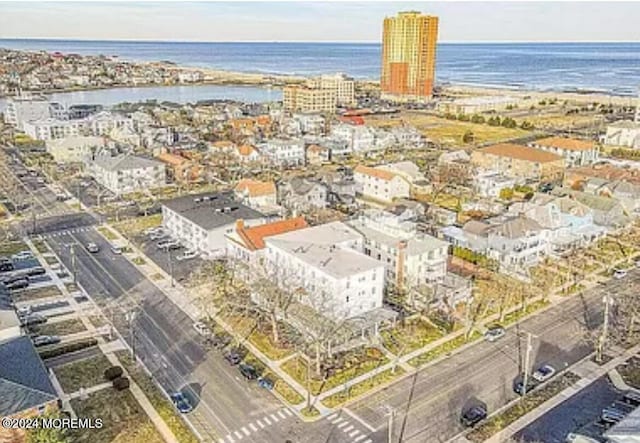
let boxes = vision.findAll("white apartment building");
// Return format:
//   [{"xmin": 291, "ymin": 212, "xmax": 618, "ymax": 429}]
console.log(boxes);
[
  {"xmin": 350, "ymin": 210, "xmax": 449, "ymax": 289},
  {"xmin": 86, "ymin": 154, "xmax": 166, "ymax": 195},
  {"xmin": 437, "ymin": 96, "xmax": 519, "ymax": 115},
  {"xmin": 264, "ymin": 222, "xmax": 385, "ymax": 320},
  {"xmin": 163, "ymin": 192, "xmax": 267, "ymax": 258},
  {"xmin": 5, "ymin": 96, "xmax": 56, "ymax": 130},
  {"xmin": 258, "ymin": 139, "xmax": 305, "ymax": 166},
  {"xmin": 354, "ymin": 164, "xmax": 411, "ymax": 203},
  {"xmin": 474, "ymin": 170, "xmax": 517, "ymax": 198},
  {"xmin": 85, "ymin": 111, "xmax": 135, "ymax": 136},
  {"xmin": 528, "ymin": 137, "xmax": 599, "ymax": 167},
  {"xmin": 46, "ymin": 136, "xmax": 106, "ymax": 164},
  {"xmin": 604, "ymin": 121, "xmax": 640, "ymax": 149},
  {"xmin": 292, "ymin": 113, "xmax": 325, "ymax": 135},
  {"xmin": 23, "ymin": 118, "xmax": 82, "ymax": 141},
  {"xmin": 307, "ymin": 73, "xmax": 356, "ymax": 107}
]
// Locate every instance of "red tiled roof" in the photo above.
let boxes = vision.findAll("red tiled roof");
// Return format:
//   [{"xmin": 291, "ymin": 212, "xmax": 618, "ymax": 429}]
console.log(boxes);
[
  {"xmin": 479, "ymin": 143, "xmax": 563, "ymax": 163},
  {"xmin": 234, "ymin": 179, "xmax": 276, "ymax": 197},
  {"xmin": 236, "ymin": 217, "xmax": 307, "ymax": 251}
]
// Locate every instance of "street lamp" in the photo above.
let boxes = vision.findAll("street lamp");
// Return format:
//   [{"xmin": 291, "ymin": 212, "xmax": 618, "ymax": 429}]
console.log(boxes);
[{"xmin": 126, "ymin": 310, "xmax": 138, "ymax": 363}]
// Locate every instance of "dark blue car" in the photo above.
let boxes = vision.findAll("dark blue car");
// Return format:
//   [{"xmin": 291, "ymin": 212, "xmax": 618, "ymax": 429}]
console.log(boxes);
[{"xmin": 170, "ymin": 392, "xmax": 193, "ymax": 414}]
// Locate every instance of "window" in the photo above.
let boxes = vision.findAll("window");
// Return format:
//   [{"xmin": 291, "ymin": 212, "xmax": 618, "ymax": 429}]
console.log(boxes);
[{"xmin": 346, "ymin": 296, "xmax": 350, "ymax": 303}]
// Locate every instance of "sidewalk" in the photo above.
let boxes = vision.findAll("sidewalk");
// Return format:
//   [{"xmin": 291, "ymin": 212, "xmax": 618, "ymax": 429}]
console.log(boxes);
[
  {"xmin": 482, "ymin": 343, "xmax": 640, "ymax": 443},
  {"xmin": 25, "ymin": 236, "xmax": 180, "ymax": 443}
]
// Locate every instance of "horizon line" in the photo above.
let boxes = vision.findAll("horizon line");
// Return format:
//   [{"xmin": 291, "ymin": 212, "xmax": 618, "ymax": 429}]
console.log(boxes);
[{"xmin": 0, "ymin": 37, "xmax": 638, "ymax": 45}]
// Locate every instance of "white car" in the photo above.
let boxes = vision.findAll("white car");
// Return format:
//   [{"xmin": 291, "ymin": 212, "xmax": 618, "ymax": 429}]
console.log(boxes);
[
  {"xmin": 16, "ymin": 305, "xmax": 32, "ymax": 317},
  {"xmin": 12, "ymin": 251, "xmax": 34, "ymax": 260},
  {"xmin": 110, "ymin": 246, "xmax": 123, "ymax": 255},
  {"xmin": 613, "ymin": 269, "xmax": 628, "ymax": 279},
  {"xmin": 193, "ymin": 321, "xmax": 212, "ymax": 337},
  {"xmin": 176, "ymin": 250, "xmax": 198, "ymax": 261},
  {"xmin": 532, "ymin": 364, "xmax": 556, "ymax": 382}
]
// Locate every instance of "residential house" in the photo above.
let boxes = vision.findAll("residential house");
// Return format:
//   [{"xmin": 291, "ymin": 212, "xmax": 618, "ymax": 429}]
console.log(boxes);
[
  {"xmin": 226, "ymin": 217, "xmax": 308, "ymax": 267},
  {"xmin": 23, "ymin": 118, "xmax": 82, "ymax": 141},
  {"xmin": 471, "ymin": 143, "xmax": 565, "ymax": 182},
  {"xmin": 349, "ymin": 210, "xmax": 449, "ymax": 289},
  {"xmin": 437, "ymin": 150, "xmax": 472, "ymax": 185},
  {"xmin": 86, "ymin": 154, "xmax": 166, "ymax": 195},
  {"xmin": 377, "ymin": 161, "xmax": 431, "ymax": 195},
  {"xmin": 156, "ymin": 152, "xmax": 201, "ymax": 184},
  {"xmin": 353, "ymin": 165, "xmax": 411, "ymax": 203},
  {"xmin": 330, "ymin": 123, "xmax": 376, "ymax": 153},
  {"xmin": 46, "ymin": 135, "xmax": 106, "ymax": 163},
  {"xmin": 264, "ymin": 222, "xmax": 385, "ymax": 320},
  {"xmin": 528, "ymin": 137, "xmax": 599, "ymax": 167},
  {"xmin": 305, "ymin": 144, "xmax": 330, "ymax": 165},
  {"xmin": 604, "ymin": 120, "xmax": 640, "ymax": 149},
  {"xmin": 258, "ymin": 139, "xmax": 305, "ymax": 167},
  {"xmin": 0, "ymin": 336, "xmax": 59, "ymax": 443},
  {"xmin": 551, "ymin": 188, "xmax": 630, "ymax": 228},
  {"xmin": 278, "ymin": 177, "xmax": 328, "ymax": 214},
  {"xmin": 474, "ymin": 170, "xmax": 517, "ymax": 198},
  {"xmin": 234, "ymin": 179, "xmax": 278, "ymax": 209},
  {"xmin": 162, "ymin": 192, "xmax": 267, "ymax": 258}
]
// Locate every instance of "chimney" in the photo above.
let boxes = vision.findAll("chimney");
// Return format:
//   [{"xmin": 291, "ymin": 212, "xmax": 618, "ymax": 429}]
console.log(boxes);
[{"xmin": 236, "ymin": 219, "xmax": 244, "ymax": 231}]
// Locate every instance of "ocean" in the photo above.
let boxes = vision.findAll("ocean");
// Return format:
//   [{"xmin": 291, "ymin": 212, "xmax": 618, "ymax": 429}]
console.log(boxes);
[{"xmin": 1, "ymin": 39, "xmax": 639, "ymax": 96}]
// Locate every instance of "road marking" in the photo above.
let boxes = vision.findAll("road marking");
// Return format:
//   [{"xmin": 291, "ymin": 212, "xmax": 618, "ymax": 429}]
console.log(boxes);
[
  {"xmin": 354, "ymin": 435, "xmax": 366, "ymax": 442},
  {"xmin": 343, "ymin": 425, "xmax": 354, "ymax": 433},
  {"xmin": 328, "ymin": 413, "xmax": 338, "ymax": 421},
  {"xmin": 337, "ymin": 421, "xmax": 349, "ymax": 429},
  {"xmin": 277, "ymin": 410, "xmax": 287, "ymax": 419},
  {"xmin": 330, "ymin": 416, "xmax": 344, "ymax": 424},
  {"xmin": 234, "ymin": 431, "xmax": 243, "ymax": 439},
  {"xmin": 256, "ymin": 419, "xmax": 264, "ymax": 429},
  {"xmin": 249, "ymin": 423, "xmax": 257, "ymax": 432},
  {"xmin": 349, "ymin": 429, "xmax": 361, "ymax": 438},
  {"xmin": 263, "ymin": 416, "xmax": 272, "ymax": 425},
  {"xmin": 241, "ymin": 427, "xmax": 250, "ymax": 436},
  {"xmin": 284, "ymin": 408, "xmax": 293, "ymax": 417},
  {"xmin": 362, "ymin": 439, "xmax": 372, "ymax": 443},
  {"xmin": 343, "ymin": 407, "xmax": 376, "ymax": 432},
  {"xmin": 270, "ymin": 413, "xmax": 280, "ymax": 422}
]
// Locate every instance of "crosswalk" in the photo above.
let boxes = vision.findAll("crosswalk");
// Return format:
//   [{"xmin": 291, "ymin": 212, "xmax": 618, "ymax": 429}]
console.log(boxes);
[
  {"xmin": 327, "ymin": 413, "xmax": 373, "ymax": 443},
  {"xmin": 38, "ymin": 227, "xmax": 93, "ymax": 238},
  {"xmin": 218, "ymin": 408, "xmax": 294, "ymax": 443}
]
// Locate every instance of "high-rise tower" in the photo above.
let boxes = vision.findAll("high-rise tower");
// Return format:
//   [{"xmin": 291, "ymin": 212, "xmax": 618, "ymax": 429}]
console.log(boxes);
[{"xmin": 381, "ymin": 11, "xmax": 439, "ymax": 102}]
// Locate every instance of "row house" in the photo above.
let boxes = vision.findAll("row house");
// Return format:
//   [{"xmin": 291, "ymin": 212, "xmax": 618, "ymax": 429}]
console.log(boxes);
[
  {"xmin": 528, "ymin": 136, "xmax": 599, "ymax": 167},
  {"xmin": 258, "ymin": 139, "xmax": 305, "ymax": 167},
  {"xmin": 471, "ymin": 143, "xmax": 565, "ymax": 183},
  {"xmin": 353, "ymin": 164, "xmax": 411, "ymax": 203},
  {"xmin": 86, "ymin": 154, "xmax": 166, "ymax": 195},
  {"xmin": 234, "ymin": 179, "xmax": 278, "ymax": 210},
  {"xmin": 277, "ymin": 177, "xmax": 328, "ymax": 214}
]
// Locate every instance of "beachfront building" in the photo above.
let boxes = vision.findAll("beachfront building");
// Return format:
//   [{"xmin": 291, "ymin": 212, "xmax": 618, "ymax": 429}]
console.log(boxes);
[
  {"xmin": 23, "ymin": 118, "xmax": 83, "ymax": 141},
  {"xmin": 381, "ymin": 11, "xmax": 439, "ymax": 102},
  {"xmin": 46, "ymin": 136, "xmax": 106, "ymax": 164},
  {"xmin": 307, "ymin": 73, "xmax": 356, "ymax": 107},
  {"xmin": 604, "ymin": 121, "xmax": 640, "ymax": 149},
  {"xmin": 471, "ymin": 143, "xmax": 565, "ymax": 183},
  {"xmin": 437, "ymin": 96, "xmax": 519, "ymax": 115},
  {"xmin": 4, "ymin": 96, "xmax": 62, "ymax": 130},
  {"xmin": 528, "ymin": 137, "xmax": 599, "ymax": 167},
  {"xmin": 283, "ymin": 86, "xmax": 337, "ymax": 113}
]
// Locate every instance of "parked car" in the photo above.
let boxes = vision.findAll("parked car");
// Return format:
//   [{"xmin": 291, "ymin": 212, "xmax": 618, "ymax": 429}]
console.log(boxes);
[
  {"xmin": 110, "ymin": 246, "xmax": 123, "ymax": 255},
  {"xmin": 210, "ymin": 334, "xmax": 232, "ymax": 350},
  {"xmin": 86, "ymin": 243, "xmax": 100, "ymax": 253},
  {"xmin": 21, "ymin": 314, "xmax": 47, "ymax": 326},
  {"xmin": 460, "ymin": 405, "xmax": 487, "ymax": 428},
  {"xmin": 12, "ymin": 251, "xmax": 34, "ymax": 261},
  {"xmin": 0, "ymin": 261, "xmax": 14, "ymax": 273},
  {"xmin": 176, "ymin": 250, "xmax": 198, "ymax": 261},
  {"xmin": 238, "ymin": 363, "xmax": 258, "ymax": 380},
  {"xmin": 614, "ymin": 269, "xmax": 628, "ymax": 279},
  {"xmin": 224, "ymin": 351, "xmax": 243, "ymax": 366},
  {"xmin": 623, "ymin": 391, "xmax": 640, "ymax": 406},
  {"xmin": 27, "ymin": 267, "xmax": 46, "ymax": 277},
  {"xmin": 532, "ymin": 364, "xmax": 556, "ymax": 382},
  {"xmin": 258, "ymin": 376, "xmax": 274, "ymax": 390},
  {"xmin": 484, "ymin": 325, "xmax": 506, "ymax": 342},
  {"xmin": 170, "ymin": 392, "xmax": 193, "ymax": 414},
  {"xmin": 601, "ymin": 406, "xmax": 626, "ymax": 423},
  {"xmin": 193, "ymin": 321, "xmax": 212, "ymax": 337},
  {"xmin": 6, "ymin": 279, "xmax": 29, "ymax": 290},
  {"xmin": 149, "ymin": 231, "xmax": 168, "ymax": 241},
  {"xmin": 565, "ymin": 433, "xmax": 602, "ymax": 443},
  {"xmin": 33, "ymin": 335, "xmax": 61, "ymax": 347},
  {"xmin": 514, "ymin": 379, "xmax": 539, "ymax": 396}
]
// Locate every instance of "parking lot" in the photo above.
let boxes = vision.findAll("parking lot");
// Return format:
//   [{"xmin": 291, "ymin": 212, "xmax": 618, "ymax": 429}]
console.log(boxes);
[
  {"xmin": 134, "ymin": 227, "xmax": 205, "ymax": 283},
  {"xmin": 513, "ymin": 376, "xmax": 634, "ymax": 443}
]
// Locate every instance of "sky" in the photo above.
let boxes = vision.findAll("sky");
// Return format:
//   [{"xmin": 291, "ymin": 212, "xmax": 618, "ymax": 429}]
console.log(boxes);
[{"xmin": 0, "ymin": 1, "xmax": 639, "ymax": 43}]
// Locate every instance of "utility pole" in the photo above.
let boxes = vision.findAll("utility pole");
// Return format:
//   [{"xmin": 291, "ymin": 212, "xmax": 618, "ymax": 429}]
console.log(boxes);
[
  {"xmin": 387, "ymin": 408, "xmax": 396, "ymax": 443},
  {"xmin": 126, "ymin": 310, "xmax": 137, "ymax": 363},
  {"xmin": 597, "ymin": 295, "xmax": 612, "ymax": 363},
  {"xmin": 522, "ymin": 331, "xmax": 533, "ymax": 397},
  {"xmin": 70, "ymin": 244, "xmax": 77, "ymax": 284}
]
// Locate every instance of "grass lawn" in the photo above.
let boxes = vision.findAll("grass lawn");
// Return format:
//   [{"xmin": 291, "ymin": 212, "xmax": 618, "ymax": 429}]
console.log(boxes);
[
  {"xmin": 53, "ymin": 353, "xmax": 112, "ymax": 393},
  {"xmin": 617, "ymin": 357, "xmax": 640, "ymax": 389},
  {"xmin": 12, "ymin": 285, "xmax": 63, "ymax": 301},
  {"xmin": 113, "ymin": 214, "xmax": 162, "ymax": 237},
  {"xmin": 32, "ymin": 239, "xmax": 49, "ymax": 254},
  {"xmin": 225, "ymin": 315, "xmax": 295, "ymax": 361},
  {"xmin": 409, "ymin": 331, "xmax": 482, "ymax": 368},
  {"xmin": 88, "ymin": 315, "xmax": 108, "ymax": 329},
  {"xmin": 261, "ymin": 370, "xmax": 305, "ymax": 406},
  {"xmin": 467, "ymin": 372, "xmax": 581, "ymax": 442},
  {"xmin": 35, "ymin": 318, "xmax": 87, "ymax": 336},
  {"xmin": 115, "ymin": 351, "xmax": 200, "ymax": 443},
  {"xmin": 65, "ymin": 281, "xmax": 80, "ymax": 293},
  {"xmin": 380, "ymin": 317, "xmax": 444, "ymax": 355},
  {"xmin": 69, "ymin": 387, "xmax": 164, "ymax": 443},
  {"xmin": 0, "ymin": 240, "xmax": 29, "ymax": 255},
  {"xmin": 500, "ymin": 300, "xmax": 551, "ymax": 327},
  {"xmin": 44, "ymin": 255, "xmax": 59, "ymax": 265},
  {"xmin": 321, "ymin": 367, "xmax": 405, "ymax": 409},
  {"xmin": 132, "ymin": 256, "xmax": 146, "ymax": 265},
  {"xmin": 300, "ymin": 406, "xmax": 320, "ymax": 418},
  {"xmin": 281, "ymin": 347, "xmax": 389, "ymax": 396},
  {"xmin": 97, "ymin": 226, "xmax": 119, "ymax": 241}
]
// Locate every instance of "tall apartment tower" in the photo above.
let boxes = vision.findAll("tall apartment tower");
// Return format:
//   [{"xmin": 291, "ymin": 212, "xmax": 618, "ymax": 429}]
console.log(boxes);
[{"xmin": 381, "ymin": 11, "xmax": 439, "ymax": 102}]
